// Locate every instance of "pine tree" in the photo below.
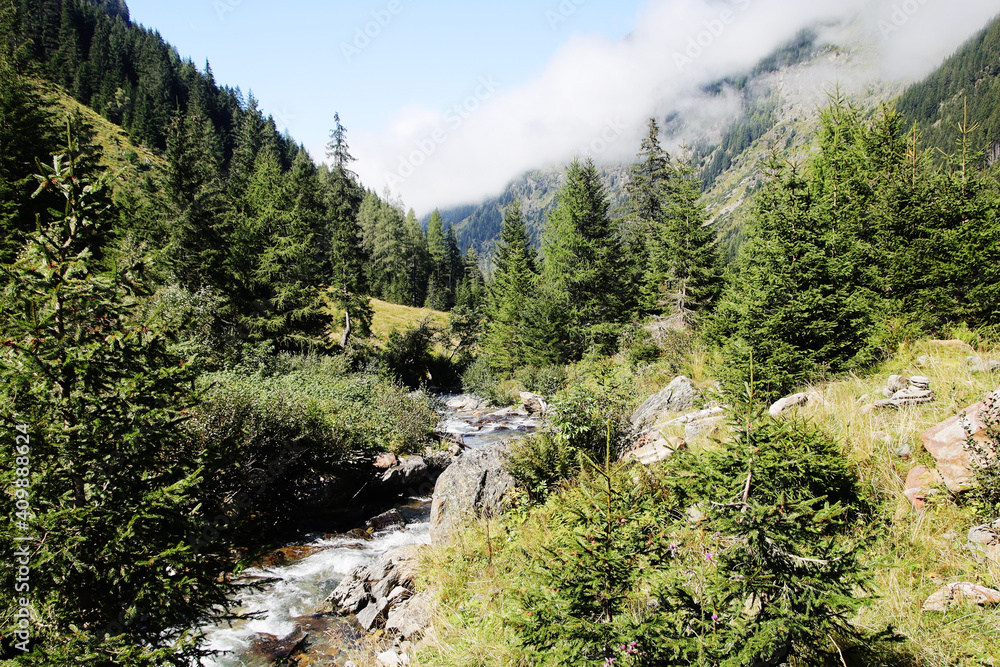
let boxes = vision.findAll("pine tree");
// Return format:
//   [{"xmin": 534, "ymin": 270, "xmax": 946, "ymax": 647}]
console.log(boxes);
[
  {"xmin": 425, "ymin": 209, "xmax": 451, "ymax": 310},
  {"xmin": 0, "ymin": 130, "xmax": 232, "ymax": 665},
  {"xmin": 646, "ymin": 153, "xmax": 723, "ymax": 322},
  {"xmin": 542, "ymin": 158, "xmax": 629, "ymax": 357},
  {"xmin": 324, "ymin": 113, "xmax": 370, "ymax": 345},
  {"xmin": 483, "ymin": 200, "xmax": 538, "ymax": 371},
  {"xmin": 160, "ymin": 105, "xmax": 229, "ymax": 289}
]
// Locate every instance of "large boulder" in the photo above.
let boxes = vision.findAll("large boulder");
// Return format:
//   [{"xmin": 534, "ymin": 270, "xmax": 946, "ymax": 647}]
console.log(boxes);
[
  {"xmin": 918, "ymin": 387, "xmax": 999, "ymax": 493},
  {"xmin": 429, "ymin": 442, "xmax": 516, "ymax": 545},
  {"xmin": 630, "ymin": 377, "xmax": 700, "ymax": 433},
  {"xmin": 379, "ymin": 454, "xmax": 451, "ymax": 497}
]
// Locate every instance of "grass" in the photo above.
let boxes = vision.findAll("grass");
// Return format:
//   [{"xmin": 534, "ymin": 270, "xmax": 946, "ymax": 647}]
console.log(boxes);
[
  {"xmin": 388, "ymin": 337, "xmax": 1000, "ymax": 666},
  {"xmin": 368, "ymin": 298, "xmax": 450, "ymax": 343},
  {"xmin": 32, "ymin": 77, "xmax": 161, "ymax": 171}
]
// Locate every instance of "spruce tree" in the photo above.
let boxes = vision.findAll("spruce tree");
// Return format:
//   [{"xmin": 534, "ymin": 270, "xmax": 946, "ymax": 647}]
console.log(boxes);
[
  {"xmin": 0, "ymin": 131, "xmax": 232, "ymax": 665},
  {"xmin": 483, "ymin": 200, "xmax": 538, "ymax": 371},
  {"xmin": 324, "ymin": 113, "xmax": 370, "ymax": 345},
  {"xmin": 542, "ymin": 158, "xmax": 629, "ymax": 357}
]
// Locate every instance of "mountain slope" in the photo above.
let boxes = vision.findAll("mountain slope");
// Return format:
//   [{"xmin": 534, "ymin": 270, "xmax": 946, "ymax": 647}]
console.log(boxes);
[
  {"xmin": 434, "ymin": 28, "xmax": 896, "ymax": 263},
  {"xmin": 896, "ymin": 12, "xmax": 1000, "ymax": 163}
]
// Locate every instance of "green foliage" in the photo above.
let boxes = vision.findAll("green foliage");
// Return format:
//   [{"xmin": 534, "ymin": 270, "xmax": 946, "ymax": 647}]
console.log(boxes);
[
  {"xmin": 187, "ymin": 365, "xmax": 437, "ymax": 545},
  {"xmin": 379, "ymin": 318, "xmax": 439, "ymax": 388},
  {"xmin": 506, "ymin": 432, "xmax": 579, "ymax": 504},
  {"xmin": 542, "ymin": 158, "xmax": 632, "ymax": 358},
  {"xmin": 515, "ymin": 465, "xmax": 681, "ymax": 666},
  {"xmin": 482, "ymin": 200, "xmax": 539, "ymax": 372},
  {"xmin": 550, "ymin": 376, "xmax": 633, "ymax": 462},
  {"xmin": 513, "ymin": 364, "xmax": 568, "ymax": 397},
  {"xmin": 963, "ymin": 390, "xmax": 1000, "ymax": 519},
  {"xmin": 514, "ymin": 389, "xmax": 873, "ymax": 667},
  {"xmin": 460, "ymin": 356, "xmax": 509, "ymax": 407},
  {"xmin": 0, "ymin": 131, "xmax": 231, "ymax": 664}
]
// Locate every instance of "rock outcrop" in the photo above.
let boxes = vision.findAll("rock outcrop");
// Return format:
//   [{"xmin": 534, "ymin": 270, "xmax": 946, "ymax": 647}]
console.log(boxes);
[
  {"xmin": 328, "ymin": 545, "xmax": 427, "ymax": 634},
  {"xmin": 429, "ymin": 442, "xmax": 516, "ymax": 545},
  {"xmin": 629, "ymin": 377, "xmax": 699, "ymax": 433},
  {"xmin": 379, "ymin": 454, "xmax": 452, "ymax": 498},
  {"xmin": 919, "ymin": 387, "xmax": 999, "ymax": 493}
]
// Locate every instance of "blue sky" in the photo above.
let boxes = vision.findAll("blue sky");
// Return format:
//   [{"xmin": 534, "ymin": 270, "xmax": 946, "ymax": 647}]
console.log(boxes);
[
  {"xmin": 124, "ymin": 0, "xmax": 643, "ymax": 148},
  {"xmin": 123, "ymin": 0, "xmax": 999, "ymax": 214}
]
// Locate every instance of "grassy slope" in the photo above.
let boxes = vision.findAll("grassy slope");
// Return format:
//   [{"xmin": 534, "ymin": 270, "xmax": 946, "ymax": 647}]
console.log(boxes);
[
  {"xmin": 359, "ymin": 337, "xmax": 1000, "ymax": 667},
  {"xmin": 32, "ymin": 77, "xmax": 160, "ymax": 171},
  {"xmin": 368, "ymin": 298, "xmax": 450, "ymax": 343}
]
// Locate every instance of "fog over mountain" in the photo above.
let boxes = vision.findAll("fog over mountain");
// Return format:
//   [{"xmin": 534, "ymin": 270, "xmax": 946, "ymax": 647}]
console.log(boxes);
[{"xmin": 351, "ymin": 0, "xmax": 1000, "ymax": 215}]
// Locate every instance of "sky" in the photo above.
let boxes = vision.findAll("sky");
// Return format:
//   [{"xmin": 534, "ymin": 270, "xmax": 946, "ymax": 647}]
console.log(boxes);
[{"xmin": 124, "ymin": 0, "xmax": 1000, "ymax": 215}]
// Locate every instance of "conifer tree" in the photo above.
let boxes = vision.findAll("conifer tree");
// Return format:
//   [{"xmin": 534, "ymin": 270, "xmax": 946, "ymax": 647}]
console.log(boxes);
[
  {"xmin": 160, "ymin": 105, "xmax": 228, "ymax": 289},
  {"xmin": 324, "ymin": 113, "xmax": 370, "ymax": 345},
  {"xmin": 0, "ymin": 131, "xmax": 231, "ymax": 665},
  {"xmin": 483, "ymin": 200, "xmax": 538, "ymax": 371},
  {"xmin": 542, "ymin": 158, "xmax": 629, "ymax": 357}
]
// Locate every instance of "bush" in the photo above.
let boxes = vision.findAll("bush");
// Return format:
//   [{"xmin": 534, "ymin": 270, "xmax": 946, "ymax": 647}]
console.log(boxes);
[
  {"xmin": 550, "ymin": 379, "xmax": 632, "ymax": 461},
  {"xmin": 461, "ymin": 356, "xmax": 510, "ymax": 406},
  {"xmin": 964, "ymin": 390, "xmax": 1000, "ymax": 519},
  {"xmin": 514, "ymin": 364, "xmax": 568, "ymax": 397},
  {"xmin": 506, "ymin": 432, "xmax": 578, "ymax": 503},
  {"xmin": 187, "ymin": 365, "xmax": 437, "ymax": 546}
]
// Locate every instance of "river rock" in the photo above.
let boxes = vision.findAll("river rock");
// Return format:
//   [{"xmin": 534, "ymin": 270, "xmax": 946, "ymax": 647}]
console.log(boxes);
[
  {"xmin": 630, "ymin": 377, "xmax": 699, "ymax": 432},
  {"xmin": 248, "ymin": 629, "xmax": 307, "ymax": 661},
  {"xmin": 891, "ymin": 387, "xmax": 934, "ymax": 407},
  {"xmin": 385, "ymin": 589, "xmax": 433, "ymax": 640},
  {"xmin": 429, "ymin": 442, "xmax": 516, "ymax": 545},
  {"xmin": 377, "ymin": 649, "xmax": 410, "ymax": 667},
  {"xmin": 365, "ymin": 509, "xmax": 407, "ymax": 533},
  {"xmin": 969, "ymin": 518, "xmax": 1000, "ymax": 562},
  {"xmin": 923, "ymin": 582, "xmax": 1000, "ymax": 612},
  {"xmin": 519, "ymin": 392, "xmax": 548, "ymax": 414},
  {"xmin": 968, "ymin": 356, "xmax": 1000, "ymax": 373},
  {"xmin": 445, "ymin": 395, "xmax": 488, "ymax": 411},
  {"xmin": 919, "ymin": 387, "xmax": 1000, "ymax": 493},
  {"xmin": 328, "ymin": 544, "xmax": 425, "ymax": 616},
  {"xmin": 379, "ymin": 455, "xmax": 450, "ymax": 497}
]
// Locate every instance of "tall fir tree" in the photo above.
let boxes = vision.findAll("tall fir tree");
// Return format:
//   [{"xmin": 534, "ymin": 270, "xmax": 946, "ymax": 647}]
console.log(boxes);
[
  {"xmin": 324, "ymin": 113, "xmax": 370, "ymax": 345},
  {"xmin": 0, "ymin": 131, "xmax": 232, "ymax": 665},
  {"xmin": 542, "ymin": 158, "xmax": 629, "ymax": 357},
  {"xmin": 483, "ymin": 200, "xmax": 538, "ymax": 371}
]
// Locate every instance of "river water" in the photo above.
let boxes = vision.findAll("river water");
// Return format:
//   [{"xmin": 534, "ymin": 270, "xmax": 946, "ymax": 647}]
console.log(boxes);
[{"xmin": 199, "ymin": 394, "xmax": 540, "ymax": 666}]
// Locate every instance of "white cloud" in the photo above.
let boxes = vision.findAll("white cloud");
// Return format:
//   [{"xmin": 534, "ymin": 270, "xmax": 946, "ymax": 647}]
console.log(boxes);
[{"xmin": 343, "ymin": 0, "xmax": 999, "ymax": 215}]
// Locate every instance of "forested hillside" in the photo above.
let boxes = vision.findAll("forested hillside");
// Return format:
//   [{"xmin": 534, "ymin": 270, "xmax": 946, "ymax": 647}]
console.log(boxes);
[
  {"xmin": 4, "ymin": 1, "xmax": 1000, "ymax": 664},
  {"xmin": 897, "ymin": 12, "xmax": 1000, "ymax": 162}
]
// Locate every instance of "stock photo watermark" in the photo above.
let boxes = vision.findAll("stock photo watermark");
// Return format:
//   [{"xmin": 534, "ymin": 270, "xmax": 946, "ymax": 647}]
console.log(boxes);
[
  {"xmin": 11, "ymin": 424, "xmax": 32, "ymax": 653},
  {"xmin": 341, "ymin": 0, "xmax": 406, "ymax": 63},
  {"xmin": 576, "ymin": 117, "xmax": 628, "ymax": 159},
  {"xmin": 214, "ymin": 0, "xmax": 246, "ymax": 22},
  {"xmin": 878, "ymin": 0, "xmax": 930, "ymax": 39},
  {"xmin": 384, "ymin": 76, "xmax": 501, "ymax": 189},
  {"xmin": 673, "ymin": 0, "xmax": 752, "ymax": 71},
  {"xmin": 546, "ymin": 0, "xmax": 588, "ymax": 29}
]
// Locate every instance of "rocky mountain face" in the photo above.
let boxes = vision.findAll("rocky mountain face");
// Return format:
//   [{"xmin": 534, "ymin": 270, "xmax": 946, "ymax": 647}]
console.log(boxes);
[{"xmin": 432, "ymin": 25, "xmax": 902, "ymax": 266}]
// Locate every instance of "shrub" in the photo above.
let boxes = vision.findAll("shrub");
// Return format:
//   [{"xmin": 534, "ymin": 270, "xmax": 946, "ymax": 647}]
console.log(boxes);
[
  {"xmin": 506, "ymin": 432, "xmax": 579, "ymax": 503},
  {"xmin": 187, "ymin": 366, "xmax": 437, "ymax": 545},
  {"xmin": 461, "ymin": 356, "xmax": 510, "ymax": 406},
  {"xmin": 964, "ymin": 390, "xmax": 1000, "ymax": 519},
  {"xmin": 514, "ymin": 364, "xmax": 568, "ymax": 397}
]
